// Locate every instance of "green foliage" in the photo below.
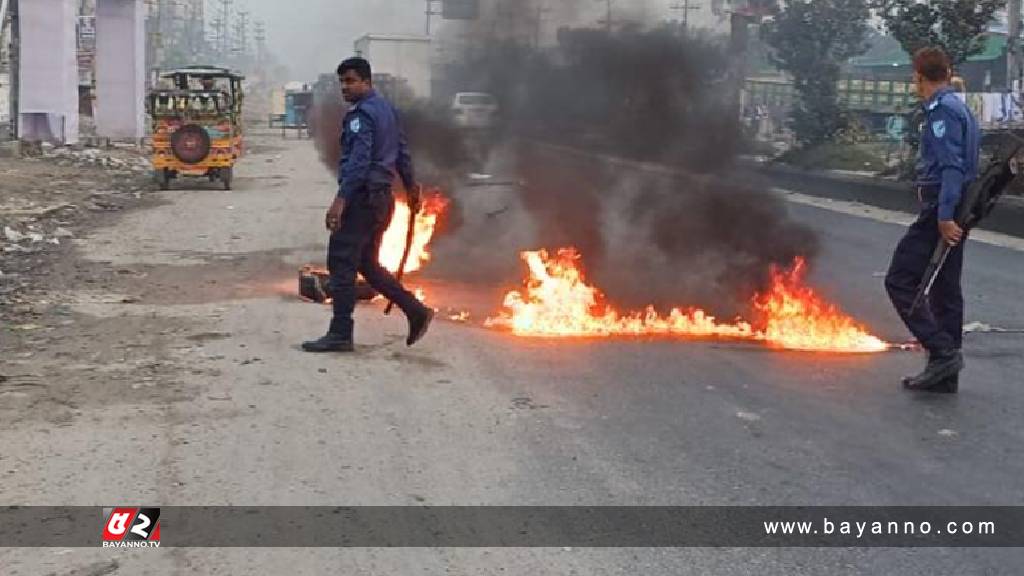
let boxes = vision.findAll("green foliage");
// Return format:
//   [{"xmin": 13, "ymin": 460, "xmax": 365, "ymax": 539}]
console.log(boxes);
[
  {"xmin": 777, "ymin": 142, "xmax": 888, "ymax": 172},
  {"xmin": 871, "ymin": 0, "xmax": 1005, "ymax": 66},
  {"xmin": 761, "ymin": 0, "xmax": 871, "ymax": 146}
]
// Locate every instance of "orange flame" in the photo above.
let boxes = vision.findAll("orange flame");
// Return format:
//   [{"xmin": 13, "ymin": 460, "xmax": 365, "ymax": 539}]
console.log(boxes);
[
  {"xmin": 755, "ymin": 258, "xmax": 888, "ymax": 353},
  {"xmin": 378, "ymin": 194, "xmax": 448, "ymax": 274},
  {"xmin": 485, "ymin": 249, "xmax": 754, "ymax": 339},
  {"xmin": 486, "ymin": 249, "xmax": 888, "ymax": 353}
]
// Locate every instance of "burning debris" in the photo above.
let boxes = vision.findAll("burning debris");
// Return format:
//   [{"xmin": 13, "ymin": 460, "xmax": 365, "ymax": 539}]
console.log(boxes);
[
  {"xmin": 447, "ymin": 310, "xmax": 471, "ymax": 323},
  {"xmin": 486, "ymin": 248, "xmax": 888, "ymax": 354},
  {"xmin": 298, "ymin": 265, "xmax": 377, "ymax": 303},
  {"xmin": 753, "ymin": 258, "xmax": 888, "ymax": 353},
  {"xmin": 298, "ymin": 266, "xmax": 332, "ymax": 303},
  {"xmin": 378, "ymin": 194, "xmax": 449, "ymax": 274},
  {"xmin": 485, "ymin": 249, "xmax": 754, "ymax": 339},
  {"xmin": 298, "ymin": 194, "xmax": 449, "ymax": 303}
]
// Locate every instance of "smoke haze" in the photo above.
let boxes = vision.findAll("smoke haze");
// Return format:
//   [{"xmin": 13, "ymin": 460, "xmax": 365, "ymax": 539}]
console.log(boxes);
[{"xmin": 290, "ymin": 7, "xmax": 819, "ymax": 314}]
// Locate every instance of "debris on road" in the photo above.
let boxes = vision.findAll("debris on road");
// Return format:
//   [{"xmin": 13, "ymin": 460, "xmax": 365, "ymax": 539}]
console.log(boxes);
[
  {"xmin": 0, "ymin": 144, "xmax": 151, "ymax": 327},
  {"xmin": 963, "ymin": 321, "xmax": 1024, "ymax": 334},
  {"xmin": 736, "ymin": 411, "xmax": 762, "ymax": 422}
]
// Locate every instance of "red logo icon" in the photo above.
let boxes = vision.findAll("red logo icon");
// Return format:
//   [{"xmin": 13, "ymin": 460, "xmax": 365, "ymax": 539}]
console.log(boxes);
[{"xmin": 102, "ymin": 507, "xmax": 161, "ymax": 548}]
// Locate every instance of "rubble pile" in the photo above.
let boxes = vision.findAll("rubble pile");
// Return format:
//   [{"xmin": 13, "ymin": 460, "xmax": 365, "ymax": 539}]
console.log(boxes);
[
  {"xmin": 43, "ymin": 143, "xmax": 151, "ymax": 174},
  {"xmin": 0, "ymin": 146, "xmax": 153, "ymax": 322}
]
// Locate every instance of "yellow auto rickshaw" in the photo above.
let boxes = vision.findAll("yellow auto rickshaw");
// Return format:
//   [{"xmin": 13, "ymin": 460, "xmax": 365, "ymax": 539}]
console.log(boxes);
[{"xmin": 147, "ymin": 66, "xmax": 245, "ymax": 190}]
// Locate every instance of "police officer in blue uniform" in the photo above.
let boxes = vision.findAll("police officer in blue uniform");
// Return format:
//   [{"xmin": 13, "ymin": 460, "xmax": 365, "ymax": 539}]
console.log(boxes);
[
  {"xmin": 303, "ymin": 57, "xmax": 433, "ymax": 353},
  {"xmin": 885, "ymin": 47, "xmax": 980, "ymax": 392}
]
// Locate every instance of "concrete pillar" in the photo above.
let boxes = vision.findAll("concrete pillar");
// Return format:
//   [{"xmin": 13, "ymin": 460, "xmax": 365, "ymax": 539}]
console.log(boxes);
[
  {"xmin": 18, "ymin": 0, "xmax": 78, "ymax": 144},
  {"xmin": 95, "ymin": 0, "xmax": 145, "ymax": 139}
]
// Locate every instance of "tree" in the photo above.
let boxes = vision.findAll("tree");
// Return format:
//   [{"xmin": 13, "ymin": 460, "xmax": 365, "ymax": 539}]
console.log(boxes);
[
  {"xmin": 871, "ymin": 0, "xmax": 1005, "ymax": 67},
  {"xmin": 762, "ymin": 0, "xmax": 871, "ymax": 146}
]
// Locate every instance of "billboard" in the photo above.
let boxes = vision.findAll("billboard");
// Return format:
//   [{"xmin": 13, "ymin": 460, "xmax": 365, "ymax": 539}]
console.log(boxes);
[
  {"xmin": 442, "ymin": 0, "xmax": 478, "ymax": 20},
  {"xmin": 78, "ymin": 15, "xmax": 96, "ymax": 51}
]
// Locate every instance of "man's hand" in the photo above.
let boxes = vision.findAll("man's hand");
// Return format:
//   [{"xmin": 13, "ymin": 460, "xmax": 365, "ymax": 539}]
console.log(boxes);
[
  {"xmin": 326, "ymin": 197, "xmax": 345, "ymax": 232},
  {"xmin": 408, "ymin": 184, "xmax": 423, "ymax": 214},
  {"xmin": 939, "ymin": 220, "xmax": 964, "ymax": 247}
]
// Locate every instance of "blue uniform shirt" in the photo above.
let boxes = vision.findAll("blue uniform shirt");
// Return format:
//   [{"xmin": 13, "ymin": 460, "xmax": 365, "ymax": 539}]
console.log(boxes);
[
  {"xmin": 915, "ymin": 86, "xmax": 980, "ymax": 221},
  {"xmin": 338, "ymin": 89, "xmax": 415, "ymax": 201}
]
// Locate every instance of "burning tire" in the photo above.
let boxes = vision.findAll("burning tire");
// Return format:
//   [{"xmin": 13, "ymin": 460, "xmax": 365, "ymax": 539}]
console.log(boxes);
[
  {"xmin": 356, "ymin": 280, "xmax": 378, "ymax": 301},
  {"xmin": 170, "ymin": 124, "xmax": 211, "ymax": 164},
  {"xmin": 299, "ymin": 266, "xmax": 378, "ymax": 302}
]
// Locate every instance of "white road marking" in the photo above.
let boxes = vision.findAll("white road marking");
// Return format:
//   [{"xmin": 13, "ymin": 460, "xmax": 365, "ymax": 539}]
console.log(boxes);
[{"xmin": 776, "ymin": 188, "xmax": 1024, "ymax": 252}]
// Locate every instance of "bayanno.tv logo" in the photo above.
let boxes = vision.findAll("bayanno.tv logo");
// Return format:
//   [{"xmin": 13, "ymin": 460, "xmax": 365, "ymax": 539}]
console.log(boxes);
[{"xmin": 102, "ymin": 507, "xmax": 161, "ymax": 548}]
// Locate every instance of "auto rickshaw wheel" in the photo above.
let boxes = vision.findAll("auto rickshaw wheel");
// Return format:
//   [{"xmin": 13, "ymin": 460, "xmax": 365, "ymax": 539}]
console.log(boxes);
[
  {"xmin": 222, "ymin": 167, "xmax": 233, "ymax": 191},
  {"xmin": 155, "ymin": 169, "xmax": 171, "ymax": 190}
]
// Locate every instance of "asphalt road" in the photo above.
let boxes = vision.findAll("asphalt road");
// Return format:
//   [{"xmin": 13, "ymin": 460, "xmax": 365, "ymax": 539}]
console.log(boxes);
[{"xmin": 2, "ymin": 130, "xmax": 1023, "ymax": 574}]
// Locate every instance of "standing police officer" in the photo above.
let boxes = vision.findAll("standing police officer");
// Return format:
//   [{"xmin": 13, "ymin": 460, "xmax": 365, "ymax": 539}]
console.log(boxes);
[
  {"xmin": 885, "ymin": 47, "xmax": 980, "ymax": 393},
  {"xmin": 303, "ymin": 57, "xmax": 433, "ymax": 353}
]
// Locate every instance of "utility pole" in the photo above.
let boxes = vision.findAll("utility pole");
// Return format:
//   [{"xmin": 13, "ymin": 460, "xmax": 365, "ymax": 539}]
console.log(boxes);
[
  {"xmin": 7, "ymin": 0, "xmax": 17, "ymax": 139},
  {"xmin": 157, "ymin": 0, "xmax": 165, "ymax": 66},
  {"xmin": 145, "ymin": 0, "xmax": 162, "ymax": 70},
  {"xmin": 425, "ymin": 0, "xmax": 440, "ymax": 35},
  {"xmin": 210, "ymin": 17, "xmax": 222, "ymax": 62},
  {"xmin": 235, "ymin": 9, "xmax": 248, "ymax": 57},
  {"xmin": 254, "ymin": 20, "xmax": 265, "ymax": 73},
  {"xmin": 195, "ymin": 0, "xmax": 205, "ymax": 59},
  {"xmin": 670, "ymin": 0, "xmax": 702, "ymax": 29},
  {"xmin": 184, "ymin": 0, "xmax": 196, "ymax": 58},
  {"xmin": 219, "ymin": 0, "xmax": 232, "ymax": 61},
  {"xmin": 1008, "ymin": 0, "xmax": 1021, "ymax": 92}
]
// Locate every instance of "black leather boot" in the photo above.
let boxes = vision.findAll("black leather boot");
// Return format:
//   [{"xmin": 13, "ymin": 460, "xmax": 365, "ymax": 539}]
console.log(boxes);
[
  {"xmin": 406, "ymin": 308, "xmax": 434, "ymax": 347},
  {"xmin": 903, "ymin": 349, "xmax": 963, "ymax": 391},
  {"xmin": 929, "ymin": 373, "xmax": 959, "ymax": 394},
  {"xmin": 302, "ymin": 333, "xmax": 355, "ymax": 353}
]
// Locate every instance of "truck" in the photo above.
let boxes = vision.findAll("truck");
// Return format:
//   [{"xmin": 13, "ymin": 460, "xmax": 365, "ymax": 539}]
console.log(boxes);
[{"xmin": 353, "ymin": 34, "xmax": 432, "ymax": 103}]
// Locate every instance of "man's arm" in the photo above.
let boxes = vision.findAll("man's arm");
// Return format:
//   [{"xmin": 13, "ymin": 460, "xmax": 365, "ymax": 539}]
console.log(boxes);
[
  {"xmin": 930, "ymin": 106, "xmax": 968, "ymax": 222},
  {"xmin": 337, "ymin": 110, "xmax": 375, "ymax": 201}
]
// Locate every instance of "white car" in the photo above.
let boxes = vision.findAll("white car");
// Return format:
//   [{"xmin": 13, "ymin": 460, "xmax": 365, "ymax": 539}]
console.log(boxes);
[{"xmin": 451, "ymin": 92, "xmax": 499, "ymax": 129}]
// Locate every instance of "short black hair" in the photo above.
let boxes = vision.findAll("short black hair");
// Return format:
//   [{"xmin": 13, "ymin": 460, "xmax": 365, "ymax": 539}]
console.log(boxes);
[
  {"xmin": 337, "ymin": 57, "xmax": 372, "ymax": 81},
  {"xmin": 913, "ymin": 47, "xmax": 951, "ymax": 82}
]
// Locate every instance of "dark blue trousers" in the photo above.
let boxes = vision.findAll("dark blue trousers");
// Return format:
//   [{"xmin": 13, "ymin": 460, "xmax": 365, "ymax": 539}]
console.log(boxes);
[
  {"xmin": 885, "ymin": 202, "xmax": 966, "ymax": 352},
  {"xmin": 327, "ymin": 188, "xmax": 425, "ymax": 339}
]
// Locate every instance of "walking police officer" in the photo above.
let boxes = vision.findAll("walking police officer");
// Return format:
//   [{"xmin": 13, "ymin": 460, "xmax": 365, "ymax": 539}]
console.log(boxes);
[
  {"xmin": 885, "ymin": 47, "xmax": 980, "ymax": 393},
  {"xmin": 303, "ymin": 57, "xmax": 433, "ymax": 353}
]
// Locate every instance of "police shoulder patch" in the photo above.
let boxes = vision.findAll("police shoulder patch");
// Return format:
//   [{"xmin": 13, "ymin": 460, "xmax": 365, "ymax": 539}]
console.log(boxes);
[
  {"xmin": 350, "ymin": 117, "xmax": 361, "ymax": 134},
  {"xmin": 931, "ymin": 120, "xmax": 946, "ymax": 138}
]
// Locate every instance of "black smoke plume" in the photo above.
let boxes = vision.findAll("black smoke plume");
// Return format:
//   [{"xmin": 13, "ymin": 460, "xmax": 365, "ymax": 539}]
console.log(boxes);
[
  {"xmin": 428, "ymin": 23, "xmax": 819, "ymax": 313},
  {"xmin": 309, "ymin": 21, "xmax": 820, "ymax": 314}
]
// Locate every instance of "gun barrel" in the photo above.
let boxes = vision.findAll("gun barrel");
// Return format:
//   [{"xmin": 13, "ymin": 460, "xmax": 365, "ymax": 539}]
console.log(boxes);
[{"xmin": 909, "ymin": 243, "xmax": 951, "ymax": 315}]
